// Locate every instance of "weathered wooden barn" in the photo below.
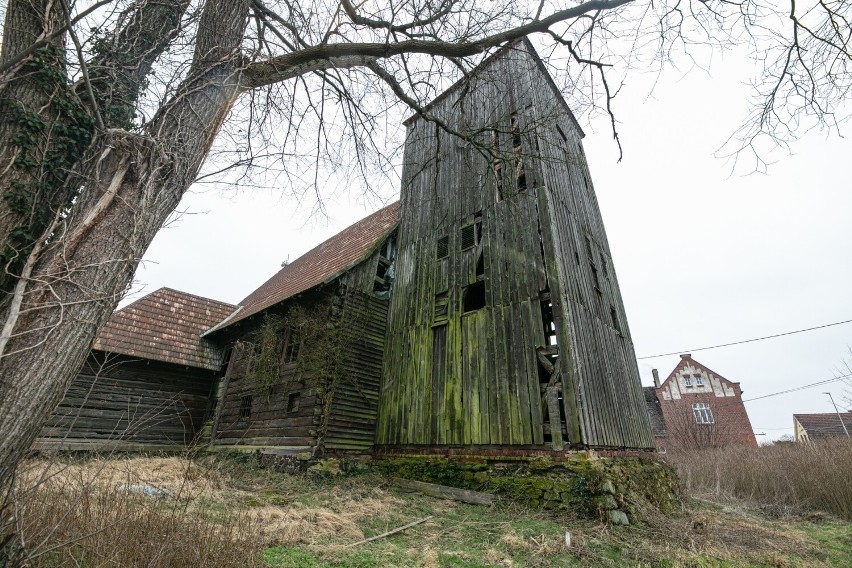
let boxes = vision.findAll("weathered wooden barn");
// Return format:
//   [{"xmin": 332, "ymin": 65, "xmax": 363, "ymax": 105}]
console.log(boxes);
[
  {"xmin": 376, "ymin": 39, "xmax": 654, "ymax": 451},
  {"xmin": 202, "ymin": 203, "xmax": 399, "ymax": 454},
  {"xmin": 37, "ymin": 39, "xmax": 655, "ymax": 456},
  {"xmin": 35, "ymin": 288, "xmax": 235, "ymax": 450}
]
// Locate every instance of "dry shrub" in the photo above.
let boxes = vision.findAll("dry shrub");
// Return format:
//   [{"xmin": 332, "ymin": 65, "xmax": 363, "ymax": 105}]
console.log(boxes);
[
  {"xmin": 7, "ymin": 456, "xmax": 266, "ymax": 567},
  {"xmin": 667, "ymin": 438, "xmax": 852, "ymax": 519}
]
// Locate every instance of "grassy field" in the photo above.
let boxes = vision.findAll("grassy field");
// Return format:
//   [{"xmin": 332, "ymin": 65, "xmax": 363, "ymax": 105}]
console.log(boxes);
[{"xmin": 8, "ymin": 454, "xmax": 852, "ymax": 567}]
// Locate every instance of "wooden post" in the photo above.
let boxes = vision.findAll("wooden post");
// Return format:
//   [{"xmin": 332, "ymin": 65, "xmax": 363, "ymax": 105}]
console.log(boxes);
[{"xmin": 547, "ymin": 386, "xmax": 563, "ymax": 451}]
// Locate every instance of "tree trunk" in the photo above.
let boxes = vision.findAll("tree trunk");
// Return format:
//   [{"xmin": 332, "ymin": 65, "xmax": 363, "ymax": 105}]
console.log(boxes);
[{"xmin": 0, "ymin": 1, "xmax": 251, "ymax": 557}]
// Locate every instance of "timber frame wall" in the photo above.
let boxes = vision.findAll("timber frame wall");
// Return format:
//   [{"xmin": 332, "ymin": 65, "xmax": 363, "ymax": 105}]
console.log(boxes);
[{"xmin": 376, "ymin": 40, "xmax": 654, "ymax": 450}]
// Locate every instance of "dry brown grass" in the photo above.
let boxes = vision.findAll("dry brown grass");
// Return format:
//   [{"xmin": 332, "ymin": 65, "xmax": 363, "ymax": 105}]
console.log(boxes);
[
  {"xmin": 667, "ymin": 438, "xmax": 852, "ymax": 519},
  {"xmin": 8, "ymin": 455, "xmax": 266, "ymax": 567},
  {"xmin": 8, "ymin": 454, "xmax": 417, "ymax": 566}
]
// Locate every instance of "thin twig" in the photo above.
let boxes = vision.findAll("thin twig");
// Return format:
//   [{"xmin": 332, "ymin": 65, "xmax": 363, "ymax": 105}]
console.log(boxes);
[{"xmin": 346, "ymin": 515, "xmax": 434, "ymax": 547}]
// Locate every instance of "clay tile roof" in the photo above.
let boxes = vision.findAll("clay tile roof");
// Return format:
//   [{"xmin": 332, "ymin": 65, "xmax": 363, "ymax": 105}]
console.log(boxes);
[
  {"xmin": 794, "ymin": 412, "xmax": 852, "ymax": 439},
  {"xmin": 93, "ymin": 288, "xmax": 236, "ymax": 370},
  {"xmin": 206, "ymin": 201, "xmax": 400, "ymax": 334},
  {"xmin": 643, "ymin": 387, "xmax": 667, "ymax": 437}
]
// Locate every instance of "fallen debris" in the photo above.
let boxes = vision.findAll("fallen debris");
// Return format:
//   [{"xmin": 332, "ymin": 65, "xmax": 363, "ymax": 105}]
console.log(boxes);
[
  {"xmin": 347, "ymin": 515, "xmax": 434, "ymax": 547},
  {"xmin": 392, "ymin": 478, "xmax": 493, "ymax": 505}
]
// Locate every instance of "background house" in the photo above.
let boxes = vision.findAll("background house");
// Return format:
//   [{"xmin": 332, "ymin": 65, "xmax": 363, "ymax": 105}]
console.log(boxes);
[
  {"xmin": 36, "ymin": 288, "xmax": 235, "ymax": 450},
  {"xmin": 645, "ymin": 354, "xmax": 757, "ymax": 452},
  {"xmin": 793, "ymin": 412, "xmax": 852, "ymax": 441}
]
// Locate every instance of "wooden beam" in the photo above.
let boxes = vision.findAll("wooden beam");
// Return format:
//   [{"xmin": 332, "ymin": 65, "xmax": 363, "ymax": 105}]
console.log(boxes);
[
  {"xmin": 392, "ymin": 478, "xmax": 493, "ymax": 505},
  {"xmin": 546, "ymin": 386, "xmax": 564, "ymax": 451}
]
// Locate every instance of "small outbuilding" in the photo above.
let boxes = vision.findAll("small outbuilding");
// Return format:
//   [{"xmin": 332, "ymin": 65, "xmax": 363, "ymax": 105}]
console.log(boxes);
[{"xmin": 36, "ymin": 288, "xmax": 235, "ymax": 450}]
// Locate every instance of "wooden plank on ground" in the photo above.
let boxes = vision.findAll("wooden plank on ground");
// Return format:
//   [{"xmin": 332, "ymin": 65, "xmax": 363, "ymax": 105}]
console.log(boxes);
[{"xmin": 392, "ymin": 478, "xmax": 493, "ymax": 506}]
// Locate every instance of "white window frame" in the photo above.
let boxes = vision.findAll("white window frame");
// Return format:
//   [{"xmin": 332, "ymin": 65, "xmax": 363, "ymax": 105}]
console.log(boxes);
[
  {"xmin": 683, "ymin": 375, "xmax": 692, "ymax": 387},
  {"xmin": 693, "ymin": 402, "xmax": 714, "ymax": 424},
  {"xmin": 694, "ymin": 374, "xmax": 704, "ymax": 386}
]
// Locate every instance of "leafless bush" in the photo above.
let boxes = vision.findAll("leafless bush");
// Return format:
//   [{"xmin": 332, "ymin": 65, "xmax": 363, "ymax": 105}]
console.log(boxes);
[
  {"xmin": 668, "ymin": 438, "xmax": 852, "ymax": 520},
  {"xmin": 5, "ymin": 456, "xmax": 265, "ymax": 567}
]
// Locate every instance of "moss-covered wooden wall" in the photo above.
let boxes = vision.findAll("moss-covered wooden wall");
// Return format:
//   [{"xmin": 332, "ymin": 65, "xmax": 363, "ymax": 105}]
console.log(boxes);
[
  {"xmin": 376, "ymin": 40, "xmax": 654, "ymax": 450},
  {"xmin": 211, "ymin": 236, "xmax": 393, "ymax": 454}
]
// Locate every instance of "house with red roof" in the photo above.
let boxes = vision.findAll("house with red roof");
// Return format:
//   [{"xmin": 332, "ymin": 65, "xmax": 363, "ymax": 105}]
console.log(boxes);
[
  {"xmin": 644, "ymin": 354, "xmax": 757, "ymax": 452},
  {"xmin": 794, "ymin": 412, "xmax": 851, "ymax": 441}
]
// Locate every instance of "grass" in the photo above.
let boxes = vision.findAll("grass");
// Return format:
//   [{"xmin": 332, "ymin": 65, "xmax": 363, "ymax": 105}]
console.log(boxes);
[{"xmin": 9, "ymin": 453, "xmax": 852, "ymax": 567}]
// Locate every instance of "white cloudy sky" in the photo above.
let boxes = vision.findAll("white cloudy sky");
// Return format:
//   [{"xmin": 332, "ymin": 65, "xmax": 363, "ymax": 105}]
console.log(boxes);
[{"xmin": 132, "ymin": 41, "xmax": 852, "ymax": 442}]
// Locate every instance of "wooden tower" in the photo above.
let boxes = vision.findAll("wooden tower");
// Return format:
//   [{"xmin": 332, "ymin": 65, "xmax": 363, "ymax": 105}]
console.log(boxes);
[{"xmin": 376, "ymin": 40, "xmax": 654, "ymax": 450}]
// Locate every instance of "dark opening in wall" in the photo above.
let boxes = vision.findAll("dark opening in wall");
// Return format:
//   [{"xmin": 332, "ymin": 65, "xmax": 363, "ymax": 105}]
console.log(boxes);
[
  {"xmin": 286, "ymin": 392, "xmax": 301, "ymax": 413},
  {"xmin": 600, "ymin": 254, "xmax": 608, "ymax": 277},
  {"xmin": 556, "ymin": 124, "xmax": 568, "ymax": 143},
  {"xmin": 284, "ymin": 327, "xmax": 300, "ymax": 363},
  {"xmin": 475, "ymin": 251, "xmax": 485, "ymax": 278},
  {"xmin": 540, "ymin": 297, "xmax": 557, "ymax": 346},
  {"xmin": 436, "ymin": 235, "xmax": 449, "ymax": 259},
  {"xmin": 461, "ymin": 224, "xmax": 476, "ymax": 250},
  {"xmin": 462, "ymin": 281, "xmax": 486, "ymax": 313},
  {"xmin": 610, "ymin": 306, "xmax": 621, "ymax": 334},
  {"xmin": 220, "ymin": 346, "xmax": 233, "ymax": 375},
  {"xmin": 516, "ymin": 160, "xmax": 527, "ymax": 192},
  {"xmin": 239, "ymin": 395, "xmax": 253, "ymax": 420}
]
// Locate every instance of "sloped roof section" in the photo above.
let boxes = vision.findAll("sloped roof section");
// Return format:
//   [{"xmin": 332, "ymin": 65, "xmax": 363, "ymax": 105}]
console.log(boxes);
[
  {"xmin": 643, "ymin": 387, "xmax": 667, "ymax": 438},
  {"xmin": 207, "ymin": 201, "xmax": 400, "ymax": 333},
  {"xmin": 794, "ymin": 412, "xmax": 852, "ymax": 439},
  {"xmin": 93, "ymin": 288, "xmax": 236, "ymax": 370}
]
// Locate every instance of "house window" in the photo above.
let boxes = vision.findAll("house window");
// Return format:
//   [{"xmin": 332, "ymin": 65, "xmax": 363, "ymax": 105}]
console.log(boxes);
[
  {"xmin": 436, "ymin": 235, "xmax": 449, "ymax": 260},
  {"xmin": 239, "ymin": 395, "xmax": 253, "ymax": 420},
  {"xmin": 693, "ymin": 403, "xmax": 714, "ymax": 424},
  {"xmin": 695, "ymin": 374, "xmax": 704, "ymax": 386},
  {"xmin": 684, "ymin": 376, "xmax": 693, "ymax": 388},
  {"xmin": 286, "ymin": 392, "xmax": 301, "ymax": 413},
  {"xmin": 462, "ymin": 281, "xmax": 486, "ymax": 313}
]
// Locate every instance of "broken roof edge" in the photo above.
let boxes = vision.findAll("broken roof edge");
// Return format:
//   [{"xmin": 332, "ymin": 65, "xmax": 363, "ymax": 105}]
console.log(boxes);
[
  {"xmin": 401, "ymin": 37, "xmax": 585, "ymax": 138},
  {"xmin": 203, "ymin": 204, "xmax": 400, "ymax": 337}
]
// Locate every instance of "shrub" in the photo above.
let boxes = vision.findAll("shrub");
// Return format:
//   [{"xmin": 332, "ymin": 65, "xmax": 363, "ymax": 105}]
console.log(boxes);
[{"xmin": 667, "ymin": 438, "xmax": 852, "ymax": 519}]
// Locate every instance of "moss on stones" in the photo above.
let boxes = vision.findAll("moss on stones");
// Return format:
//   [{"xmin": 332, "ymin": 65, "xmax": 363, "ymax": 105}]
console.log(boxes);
[{"xmin": 375, "ymin": 454, "xmax": 682, "ymax": 524}]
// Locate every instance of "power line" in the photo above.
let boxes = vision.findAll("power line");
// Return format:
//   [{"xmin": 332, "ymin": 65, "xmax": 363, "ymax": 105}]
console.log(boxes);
[
  {"xmin": 637, "ymin": 318, "xmax": 852, "ymax": 360},
  {"xmin": 742, "ymin": 373, "xmax": 852, "ymax": 402}
]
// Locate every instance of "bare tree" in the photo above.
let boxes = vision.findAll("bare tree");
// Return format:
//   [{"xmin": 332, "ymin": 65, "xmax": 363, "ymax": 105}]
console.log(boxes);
[
  {"xmin": 662, "ymin": 400, "xmax": 740, "ymax": 453},
  {"xmin": 0, "ymin": 0, "xmax": 848, "ymax": 549}
]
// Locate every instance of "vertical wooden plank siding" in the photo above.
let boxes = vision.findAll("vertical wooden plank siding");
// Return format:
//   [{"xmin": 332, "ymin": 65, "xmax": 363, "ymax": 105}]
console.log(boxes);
[{"xmin": 376, "ymin": 41, "xmax": 653, "ymax": 449}]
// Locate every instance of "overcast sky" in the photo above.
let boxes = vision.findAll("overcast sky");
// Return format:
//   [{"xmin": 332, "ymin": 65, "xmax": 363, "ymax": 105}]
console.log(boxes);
[{"xmin": 132, "ymin": 43, "xmax": 852, "ymax": 443}]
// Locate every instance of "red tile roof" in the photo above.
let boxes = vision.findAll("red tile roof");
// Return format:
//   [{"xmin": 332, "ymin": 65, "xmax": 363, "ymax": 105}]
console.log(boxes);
[
  {"xmin": 206, "ymin": 201, "xmax": 400, "ymax": 334},
  {"xmin": 93, "ymin": 288, "xmax": 236, "ymax": 370},
  {"xmin": 794, "ymin": 412, "xmax": 852, "ymax": 439}
]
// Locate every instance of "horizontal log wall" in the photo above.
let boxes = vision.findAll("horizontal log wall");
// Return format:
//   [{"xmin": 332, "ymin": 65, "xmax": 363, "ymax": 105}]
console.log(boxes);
[
  {"xmin": 212, "ymin": 292, "xmax": 334, "ymax": 449},
  {"xmin": 377, "ymin": 41, "xmax": 653, "ymax": 449},
  {"xmin": 322, "ymin": 288, "xmax": 388, "ymax": 451},
  {"xmin": 37, "ymin": 353, "xmax": 216, "ymax": 448}
]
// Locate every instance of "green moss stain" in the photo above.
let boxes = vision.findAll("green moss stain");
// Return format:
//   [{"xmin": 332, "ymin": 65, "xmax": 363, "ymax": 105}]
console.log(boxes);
[{"xmin": 375, "ymin": 455, "xmax": 681, "ymax": 522}]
